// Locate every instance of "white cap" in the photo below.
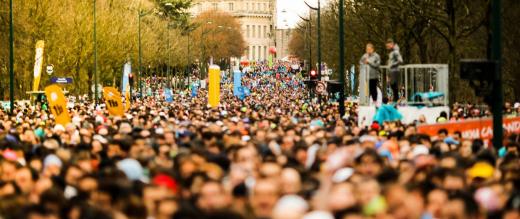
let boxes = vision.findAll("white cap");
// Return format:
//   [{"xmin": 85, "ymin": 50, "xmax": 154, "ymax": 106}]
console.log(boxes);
[
  {"xmin": 412, "ymin": 145, "xmax": 429, "ymax": 158},
  {"xmin": 302, "ymin": 211, "xmax": 334, "ymax": 219}
]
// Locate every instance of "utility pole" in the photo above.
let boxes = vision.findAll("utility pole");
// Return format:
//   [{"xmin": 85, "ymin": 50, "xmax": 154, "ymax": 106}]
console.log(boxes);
[
  {"xmin": 8, "ymin": 0, "xmax": 14, "ymax": 114},
  {"xmin": 491, "ymin": 0, "xmax": 502, "ymax": 149},
  {"xmin": 304, "ymin": 1, "xmax": 321, "ymax": 80},
  {"xmin": 138, "ymin": 11, "xmax": 144, "ymax": 99},
  {"xmin": 338, "ymin": 0, "xmax": 345, "ymax": 117},
  {"xmin": 93, "ymin": 0, "xmax": 98, "ymax": 106}
]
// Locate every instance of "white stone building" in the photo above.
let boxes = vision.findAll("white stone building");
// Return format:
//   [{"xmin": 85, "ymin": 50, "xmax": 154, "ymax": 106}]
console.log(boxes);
[{"xmin": 190, "ymin": 0, "xmax": 281, "ymax": 61}]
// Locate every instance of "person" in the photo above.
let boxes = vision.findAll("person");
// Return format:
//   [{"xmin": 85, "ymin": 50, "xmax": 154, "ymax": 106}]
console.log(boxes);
[
  {"xmin": 360, "ymin": 43, "xmax": 381, "ymax": 104},
  {"xmin": 386, "ymin": 39, "xmax": 403, "ymax": 102}
]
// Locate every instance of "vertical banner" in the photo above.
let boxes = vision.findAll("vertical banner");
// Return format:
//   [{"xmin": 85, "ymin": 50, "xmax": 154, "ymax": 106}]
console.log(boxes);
[
  {"xmin": 191, "ymin": 83, "xmax": 199, "ymax": 98},
  {"xmin": 44, "ymin": 85, "xmax": 71, "ymax": 126},
  {"xmin": 350, "ymin": 65, "xmax": 356, "ymax": 95},
  {"xmin": 103, "ymin": 87, "xmax": 124, "ymax": 116},
  {"xmin": 122, "ymin": 62, "xmax": 131, "ymax": 94},
  {"xmin": 233, "ymin": 71, "xmax": 242, "ymax": 97},
  {"xmin": 33, "ymin": 40, "xmax": 45, "ymax": 92},
  {"xmin": 164, "ymin": 88, "xmax": 173, "ymax": 103},
  {"xmin": 208, "ymin": 65, "xmax": 221, "ymax": 108},
  {"xmin": 268, "ymin": 55, "xmax": 273, "ymax": 68}
]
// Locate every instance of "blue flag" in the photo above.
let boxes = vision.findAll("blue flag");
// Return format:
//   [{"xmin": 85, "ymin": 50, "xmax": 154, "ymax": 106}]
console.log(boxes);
[
  {"xmin": 164, "ymin": 88, "xmax": 173, "ymax": 103},
  {"xmin": 233, "ymin": 71, "xmax": 242, "ymax": 97},
  {"xmin": 191, "ymin": 83, "xmax": 199, "ymax": 98}
]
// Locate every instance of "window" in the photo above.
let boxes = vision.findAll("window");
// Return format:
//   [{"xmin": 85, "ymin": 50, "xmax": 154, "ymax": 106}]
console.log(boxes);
[
  {"xmin": 252, "ymin": 46, "xmax": 256, "ymax": 60},
  {"xmin": 263, "ymin": 26, "xmax": 267, "ymax": 38},
  {"xmin": 265, "ymin": 3, "xmax": 268, "ymax": 11},
  {"xmin": 229, "ymin": 3, "xmax": 234, "ymax": 11},
  {"xmin": 252, "ymin": 2, "xmax": 255, "ymax": 10},
  {"xmin": 246, "ymin": 25, "xmax": 250, "ymax": 38},
  {"xmin": 252, "ymin": 25, "xmax": 255, "ymax": 38},
  {"xmin": 258, "ymin": 46, "xmax": 262, "ymax": 60},
  {"xmin": 212, "ymin": 3, "xmax": 218, "ymax": 10},
  {"xmin": 246, "ymin": 3, "xmax": 249, "ymax": 11},
  {"xmin": 258, "ymin": 3, "xmax": 261, "ymax": 11},
  {"xmin": 264, "ymin": 46, "xmax": 267, "ymax": 59},
  {"xmin": 258, "ymin": 26, "xmax": 261, "ymax": 38}
]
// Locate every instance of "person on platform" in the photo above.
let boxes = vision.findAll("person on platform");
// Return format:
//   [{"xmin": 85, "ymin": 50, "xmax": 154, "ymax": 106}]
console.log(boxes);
[
  {"xmin": 386, "ymin": 39, "xmax": 403, "ymax": 102},
  {"xmin": 360, "ymin": 43, "xmax": 381, "ymax": 105}
]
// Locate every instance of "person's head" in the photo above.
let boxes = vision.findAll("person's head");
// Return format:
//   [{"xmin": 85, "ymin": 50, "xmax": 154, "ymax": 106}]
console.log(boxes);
[
  {"xmin": 15, "ymin": 166, "xmax": 38, "ymax": 194},
  {"xmin": 327, "ymin": 182, "xmax": 356, "ymax": 212},
  {"xmin": 386, "ymin": 39, "xmax": 395, "ymax": 50},
  {"xmin": 441, "ymin": 192, "xmax": 480, "ymax": 219},
  {"xmin": 250, "ymin": 178, "xmax": 280, "ymax": 218},
  {"xmin": 366, "ymin": 43, "xmax": 375, "ymax": 54},
  {"xmin": 280, "ymin": 168, "xmax": 301, "ymax": 195},
  {"xmin": 197, "ymin": 180, "xmax": 231, "ymax": 212},
  {"xmin": 355, "ymin": 149, "xmax": 384, "ymax": 177}
]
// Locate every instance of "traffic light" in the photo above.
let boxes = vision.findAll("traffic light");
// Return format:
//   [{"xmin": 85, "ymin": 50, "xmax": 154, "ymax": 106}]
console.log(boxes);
[
  {"xmin": 129, "ymin": 73, "xmax": 134, "ymax": 86},
  {"xmin": 310, "ymin": 69, "xmax": 317, "ymax": 80}
]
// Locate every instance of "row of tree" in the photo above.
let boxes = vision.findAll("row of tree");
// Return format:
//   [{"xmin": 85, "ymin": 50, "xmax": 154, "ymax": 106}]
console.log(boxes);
[
  {"xmin": 289, "ymin": 0, "xmax": 520, "ymax": 103},
  {"xmin": 0, "ymin": 0, "xmax": 245, "ymax": 99}
]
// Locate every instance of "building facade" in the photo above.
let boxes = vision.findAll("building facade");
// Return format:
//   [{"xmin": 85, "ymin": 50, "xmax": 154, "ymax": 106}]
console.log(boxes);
[{"xmin": 190, "ymin": 0, "xmax": 276, "ymax": 61}]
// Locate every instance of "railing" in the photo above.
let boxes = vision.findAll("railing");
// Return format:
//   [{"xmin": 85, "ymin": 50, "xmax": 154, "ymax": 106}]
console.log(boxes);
[{"xmin": 359, "ymin": 64, "xmax": 449, "ymax": 106}]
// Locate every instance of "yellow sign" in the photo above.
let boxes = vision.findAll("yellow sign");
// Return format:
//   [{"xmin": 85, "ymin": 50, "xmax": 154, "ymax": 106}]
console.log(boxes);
[
  {"xmin": 124, "ymin": 85, "xmax": 131, "ymax": 112},
  {"xmin": 33, "ymin": 40, "xmax": 45, "ymax": 92},
  {"xmin": 44, "ymin": 85, "xmax": 71, "ymax": 126},
  {"xmin": 103, "ymin": 87, "xmax": 124, "ymax": 116},
  {"xmin": 208, "ymin": 65, "xmax": 221, "ymax": 108}
]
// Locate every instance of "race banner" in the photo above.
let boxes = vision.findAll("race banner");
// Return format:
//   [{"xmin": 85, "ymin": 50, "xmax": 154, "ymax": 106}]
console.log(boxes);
[
  {"xmin": 208, "ymin": 65, "xmax": 221, "ymax": 108},
  {"xmin": 164, "ymin": 88, "xmax": 173, "ymax": 103},
  {"xmin": 44, "ymin": 85, "xmax": 71, "ymax": 126},
  {"xmin": 124, "ymin": 84, "xmax": 131, "ymax": 112},
  {"xmin": 233, "ymin": 70, "xmax": 242, "ymax": 97},
  {"xmin": 418, "ymin": 117, "xmax": 520, "ymax": 140},
  {"xmin": 33, "ymin": 40, "xmax": 45, "ymax": 92},
  {"xmin": 121, "ymin": 62, "xmax": 131, "ymax": 94},
  {"xmin": 191, "ymin": 83, "xmax": 199, "ymax": 98},
  {"xmin": 103, "ymin": 87, "xmax": 124, "ymax": 116}
]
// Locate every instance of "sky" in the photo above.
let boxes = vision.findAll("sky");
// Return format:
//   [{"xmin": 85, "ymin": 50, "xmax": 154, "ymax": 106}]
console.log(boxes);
[{"xmin": 276, "ymin": 0, "xmax": 329, "ymax": 29}]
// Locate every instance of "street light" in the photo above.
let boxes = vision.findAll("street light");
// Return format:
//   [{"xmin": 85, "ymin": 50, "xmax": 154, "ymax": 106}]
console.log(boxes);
[
  {"xmin": 93, "ymin": 0, "xmax": 99, "ymax": 106},
  {"xmin": 8, "ymin": 0, "xmax": 14, "ymax": 114},
  {"xmin": 338, "ymin": 0, "xmax": 345, "ymax": 117},
  {"xmin": 138, "ymin": 8, "xmax": 154, "ymax": 99},
  {"xmin": 298, "ymin": 14, "xmax": 313, "ymax": 75},
  {"xmin": 304, "ymin": 0, "xmax": 321, "ymax": 81}
]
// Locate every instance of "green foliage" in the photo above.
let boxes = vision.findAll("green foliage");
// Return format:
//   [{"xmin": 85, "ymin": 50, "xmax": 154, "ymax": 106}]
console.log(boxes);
[
  {"xmin": 290, "ymin": 0, "xmax": 520, "ymax": 102},
  {"xmin": 0, "ymin": 0, "xmax": 193, "ymax": 98}
]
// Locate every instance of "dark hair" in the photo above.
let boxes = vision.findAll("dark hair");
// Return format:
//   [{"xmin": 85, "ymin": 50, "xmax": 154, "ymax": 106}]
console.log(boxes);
[{"xmin": 386, "ymin": 38, "xmax": 394, "ymax": 44}]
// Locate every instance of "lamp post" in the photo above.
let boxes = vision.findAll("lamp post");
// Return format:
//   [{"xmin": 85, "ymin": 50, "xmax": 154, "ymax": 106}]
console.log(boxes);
[
  {"xmin": 8, "ymin": 0, "xmax": 14, "ymax": 114},
  {"xmin": 338, "ymin": 0, "xmax": 345, "ymax": 117},
  {"xmin": 93, "ymin": 0, "xmax": 98, "ymax": 106},
  {"xmin": 200, "ymin": 21, "xmax": 212, "ymax": 79},
  {"xmin": 491, "ymin": 0, "xmax": 502, "ymax": 149},
  {"xmin": 305, "ymin": 0, "xmax": 321, "ymax": 81},
  {"xmin": 138, "ymin": 10, "xmax": 145, "ymax": 99}
]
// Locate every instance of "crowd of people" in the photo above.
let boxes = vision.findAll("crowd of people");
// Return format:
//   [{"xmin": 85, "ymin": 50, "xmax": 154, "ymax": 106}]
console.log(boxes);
[{"xmin": 0, "ymin": 65, "xmax": 519, "ymax": 219}]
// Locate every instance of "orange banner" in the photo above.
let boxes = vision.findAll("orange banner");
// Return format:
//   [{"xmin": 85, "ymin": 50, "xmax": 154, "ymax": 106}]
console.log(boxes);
[
  {"xmin": 417, "ymin": 117, "xmax": 520, "ymax": 140},
  {"xmin": 44, "ymin": 85, "xmax": 71, "ymax": 126},
  {"xmin": 103, "ymin": 87, "xmax": 124, "ymax": 116}
]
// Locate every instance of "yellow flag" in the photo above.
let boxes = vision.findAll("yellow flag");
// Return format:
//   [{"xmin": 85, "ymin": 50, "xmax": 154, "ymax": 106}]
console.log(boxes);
[
  {"xmin": 208, "ymin": 65, "xmax": 221, "ymax": 108},
  {"xmin": 44, "ymin": 85, "xmax": 71, "ymax": 126},
  {"xmin": 33, "ymin": 40, "xmax": 45, "ymax": 92},
  {"xmin": 124, "ymin": 85, "xmax": 131, "ymax": 112},
  {"xmin": 103, "ymin": 87, "xmax": 124, "ymax": 116}
]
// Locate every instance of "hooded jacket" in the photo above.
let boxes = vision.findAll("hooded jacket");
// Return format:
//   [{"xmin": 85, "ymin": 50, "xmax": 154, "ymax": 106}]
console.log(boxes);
[
  {"xmin": 387, "ymin": 44, "xmax": 403, "ymax": 73},
  {"xmin": 360, "ymin": 52, "xmax": 381, "ymax": 80}
]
